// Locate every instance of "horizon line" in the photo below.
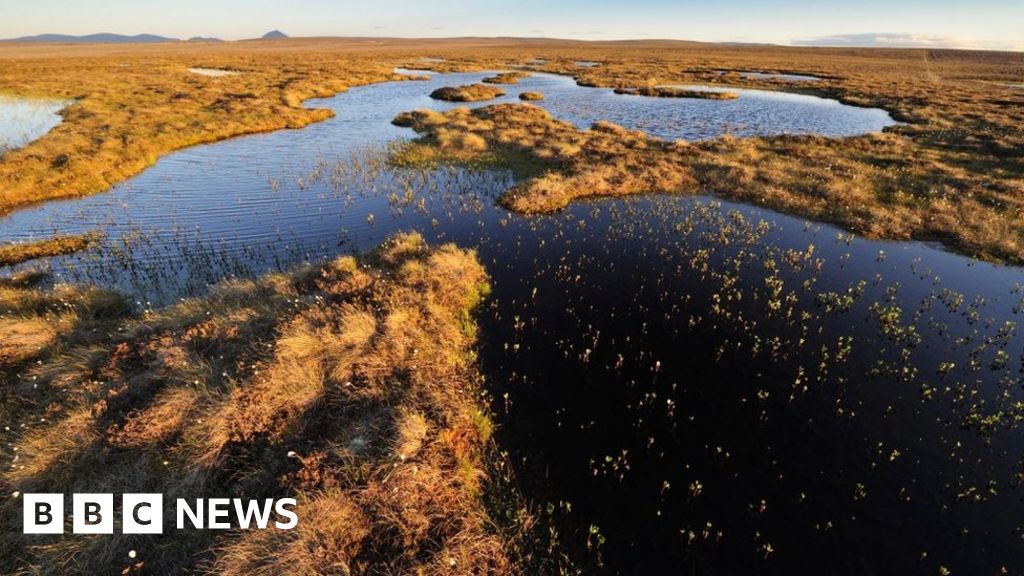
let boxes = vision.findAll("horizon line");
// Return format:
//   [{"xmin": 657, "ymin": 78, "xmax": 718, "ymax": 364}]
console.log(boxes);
[{"xmin": 2, "ymin": 32, "xmax": 1022, "ymax": 53}]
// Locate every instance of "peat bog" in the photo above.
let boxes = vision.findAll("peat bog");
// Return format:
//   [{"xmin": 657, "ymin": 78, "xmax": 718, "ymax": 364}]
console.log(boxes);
[
  {"xmin": 2, "ymin": 39, "xmax": 1024, "ymax": 575},
  {"xmin": 3, "ymin": 66, "xmax": 1024, "ymax": 574}
]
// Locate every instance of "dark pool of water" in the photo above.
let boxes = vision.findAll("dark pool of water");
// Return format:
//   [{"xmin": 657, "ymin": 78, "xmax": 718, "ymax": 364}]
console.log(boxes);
[
  {"xmin": 0, "ymin": 71, "xmax": 1018, "ymax": 575},
  {"xmin": 476, "ymin": 198, "xmax": 1024, "ymax": 575}
]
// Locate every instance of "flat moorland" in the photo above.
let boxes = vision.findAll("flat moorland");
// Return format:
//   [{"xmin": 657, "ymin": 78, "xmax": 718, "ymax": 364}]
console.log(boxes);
[
  {"xmin": 1, "ymin": 38, "xmax": 1022, "ymax": 261},
  {"xmin": 0, "ymin": 233, "xmax": 537, "ymax": 574}
]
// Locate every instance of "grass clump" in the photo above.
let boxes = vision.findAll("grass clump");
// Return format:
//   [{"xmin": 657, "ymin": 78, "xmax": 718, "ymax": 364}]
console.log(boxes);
[
  {"xmin": 395, "ymin": 104, "xmax": 697, "ymax": 213},
  {"xmin": 430, "ymin": 83, "xmax": 506, "ymax": 102},
  {"xmin": 0, "ymin": 233, "xmax": 531, "ymax": 575},
  {"xmin": 0, "ymin": 232, "xmax": 99, "ymax": 266},
  {"xmin": 614, "ymin": 86, "xmax": 739, "ymax": 100},
  {"xmin": 483, "ymin": 72, "xmax": 530, "ymax": 85},
  {"xmin": 390, "ymin": 108, "xmax": 555, "ymax": 179},
  {"xmin": 518, "ymin": 91, "xmax": 544, "ymax": 101}
]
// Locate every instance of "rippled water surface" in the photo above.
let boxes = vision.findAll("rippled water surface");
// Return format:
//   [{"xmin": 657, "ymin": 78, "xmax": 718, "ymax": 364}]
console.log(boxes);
[
  {"xmin": 0, "ymin": 69, "xmax": 896, "ymax": 254},
  {"xmin": 1, "ymin": 71, "xmax": 1020, "ymax": 575},
  {"xmin": 0, "ymin": 96, "xmax": 67, "ymax": 152}
]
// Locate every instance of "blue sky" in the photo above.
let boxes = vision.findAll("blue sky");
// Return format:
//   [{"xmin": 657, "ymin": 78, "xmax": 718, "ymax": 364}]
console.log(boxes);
[{"xmin": 3, "ymin": 0, "xmax": 1023, "ymax": 50}]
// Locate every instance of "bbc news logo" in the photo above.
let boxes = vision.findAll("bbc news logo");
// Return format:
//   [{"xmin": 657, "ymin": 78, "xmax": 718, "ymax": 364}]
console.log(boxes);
[{"xmin": 23, "ymin": 493, "xmax": 298, "ymax": 534}]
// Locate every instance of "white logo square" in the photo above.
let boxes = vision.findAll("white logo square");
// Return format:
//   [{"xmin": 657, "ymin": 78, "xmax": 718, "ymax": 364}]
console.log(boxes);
[
  {"xmin": 73, "ymin": 493, "xmax": 113, "ymax": 534},
  {"xmin": 23, "ymin": 493, "xmax": 64, "ymax": 534},
  {"xmin": 123, "ymin": 493, "xmax": 163, "ymax": 534}
]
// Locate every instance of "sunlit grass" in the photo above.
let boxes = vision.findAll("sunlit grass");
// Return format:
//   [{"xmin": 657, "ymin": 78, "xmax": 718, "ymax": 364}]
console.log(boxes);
[
  {"xmin": 0, "ymin": 232, "xmax": 99, "ymax": 266},
  {"xmin": 0, "ymin": 233, "xmax": 540, "ymax": 574}
]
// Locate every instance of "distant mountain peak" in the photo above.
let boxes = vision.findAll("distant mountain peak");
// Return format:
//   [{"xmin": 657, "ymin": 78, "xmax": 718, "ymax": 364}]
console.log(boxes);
[{"xmin": 262, "ymin": 30, "xmax": 288, "ymax": 40}]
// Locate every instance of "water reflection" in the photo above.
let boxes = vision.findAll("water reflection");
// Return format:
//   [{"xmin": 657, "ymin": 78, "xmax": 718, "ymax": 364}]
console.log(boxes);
[{"xmin": 0, "ymin": 95, "xmax": 68, "ymax": 153}]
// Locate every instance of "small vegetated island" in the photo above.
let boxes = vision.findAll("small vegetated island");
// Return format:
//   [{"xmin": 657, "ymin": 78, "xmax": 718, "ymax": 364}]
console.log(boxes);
[
  {"xmin": 614, "ymin": 85, "xmax": 739, "ymax": 100},
  {"xmin": 519, "ymin": 91, "xmax": 544, "ymax": 101},
  {"xmin": 482, "ymin": 71, "xmax": 530, "ymax": 85},
  {"xmin": 429, "ymin": 83, "xmax": 505, "ymax": 102},
  {"xmin": 0, "ymin": 233, "xmax": 99, "ymax": 266}
]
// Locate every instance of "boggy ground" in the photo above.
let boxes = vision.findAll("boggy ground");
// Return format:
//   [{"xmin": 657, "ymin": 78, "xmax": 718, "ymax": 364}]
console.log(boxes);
[
  {"xmin": 392, "ymin": 68, "xmax": 1024, "ymax": 262},
  {"xmin": 416, "ymin": 45, "xmax": 1024, "ymax": 263},
  {"xmin": 0, "ymin": 233, "xmax": 539, "ymax": 575},
  {"xmin": 1, "ymin": 38, "xmax": 1023, "ymax": 261},
  {"xmin": 391, "ymin": 102, "xmax": 1024, "ymax": 264},
  {"xmin": 0, "ymin": 40, "xmax": 420, "ymax": 214}
]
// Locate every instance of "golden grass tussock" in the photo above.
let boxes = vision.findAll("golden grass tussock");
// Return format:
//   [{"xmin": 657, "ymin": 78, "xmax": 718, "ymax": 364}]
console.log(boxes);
[
  {"xmin": 482, "ymin": 72, "xmax": 530, "ymax": 85},
  {"xmin": 394, "ymin": 103, "xmax": 699, "ymax": 213},
  {"xmin": 0, "ymin": 233, "xmax": 524, "ymax": 574},
  {"xmin": 614, "ymin": 86, "xmax": 739, "ymax": 99},
  {"xmin": 518, "ymin": 91, "xmax": 544, "ymax": 101},
  {"xmin": 0, "ymin": 232, "xmax": 99, "ymax": 266},
  {"xmin": 209, "ymin": 490, "xmax": 371, "ymax": 576},
  {"xmin": 0, "ymin": 317, "xmax": 56, "ymax": 364},
  {"xmin": 430, "ymin": 83, "xmax": 506, "ymax": 102}
]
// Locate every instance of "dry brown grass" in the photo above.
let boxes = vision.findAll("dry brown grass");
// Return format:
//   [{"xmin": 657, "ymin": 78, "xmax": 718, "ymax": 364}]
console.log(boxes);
[
  {"xmin": 483, "ymin": 72, "xmax": 530, "ymax": 85},
  {"xmin": 0, "ymin": 40, "xmax": 431, "ymax": 214},
  {"xmin": 0, "ymin": 233, "xmax": 525, "ymax": 575},
  {"xmin": 0, "ymin": 232, "xmax": 98, "ymax": 266},
  {"xmin": 430, "ymin": 83, "xmax": 506, "ymax": 102},
  {"xmin": 614, "ymin": 86, "xmax": 739, "ymax": 99},
  {"xmin": 518, "ymin": 91, "xmax": 544, "ymax": 101}
]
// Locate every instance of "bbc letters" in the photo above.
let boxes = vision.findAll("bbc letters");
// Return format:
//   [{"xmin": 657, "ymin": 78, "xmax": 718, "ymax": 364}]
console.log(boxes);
[{"xmin": 23, "ymin": 493, "xmax": 298, "ymax": 534}]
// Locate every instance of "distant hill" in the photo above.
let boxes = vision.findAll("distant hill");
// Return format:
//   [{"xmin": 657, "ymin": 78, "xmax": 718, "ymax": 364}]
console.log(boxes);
[
  {"xmin": 188, "ymin": 36, "xmax": 223, "ymax": 42},
  {"xmin": 4, "ymin": 33, "xmax": 178, "ymax": 44},
  {"xmin": 261, "ymin": 30, "xmax": 288, "ymax": 40}
]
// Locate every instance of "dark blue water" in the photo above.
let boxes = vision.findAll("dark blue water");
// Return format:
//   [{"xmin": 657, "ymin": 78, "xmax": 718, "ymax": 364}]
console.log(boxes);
[{"xmin": 0, "ymin": 71, "xmax": 1020, "ymax": 575}]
